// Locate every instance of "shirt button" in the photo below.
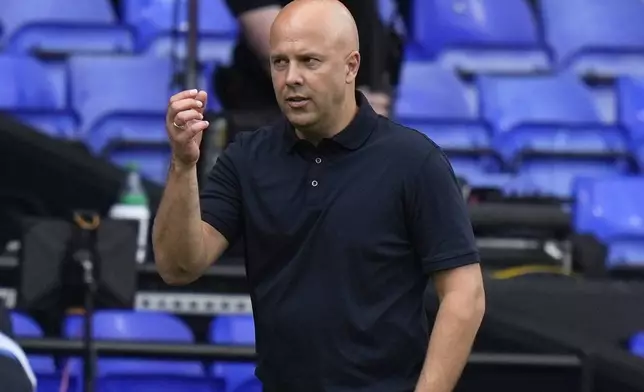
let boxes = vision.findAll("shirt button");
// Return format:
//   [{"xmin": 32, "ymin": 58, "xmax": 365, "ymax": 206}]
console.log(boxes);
[
  {"xmin": 315, "ymin": 157, "xmax": 322, "ymax": 164},
  {"xmin": 311, "ymin": 180, "xmax": 318, "ymax": 187}
]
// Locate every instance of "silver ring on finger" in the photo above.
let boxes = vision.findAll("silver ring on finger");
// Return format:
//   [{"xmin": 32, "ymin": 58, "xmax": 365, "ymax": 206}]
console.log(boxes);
[{"xmin": 173, "ymin": 121, "xmax": 185, "ymax": 129}]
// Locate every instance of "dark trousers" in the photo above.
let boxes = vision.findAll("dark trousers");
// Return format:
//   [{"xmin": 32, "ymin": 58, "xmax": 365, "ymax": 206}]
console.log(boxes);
[{"xmin": 0, "ymin": 355, "xmax": 33, "ymax": 392}]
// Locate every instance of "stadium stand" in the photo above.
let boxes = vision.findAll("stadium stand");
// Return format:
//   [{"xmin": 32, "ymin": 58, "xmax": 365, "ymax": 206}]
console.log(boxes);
[
  {"xmin": 68, "ymin": 55, "xmax": 174, "ymax": 182},
  {"xmin": 574, "ymin": 177, "xmax": 644, "ymax": 268},
  {"xmin": 539, "ymin": 0, "xmax": 644, "ymax": 77},
  {"xmin": 1, "ymin": 0, "xmax": 644, "ymax": 392},
  {"xmin": 0, "ymin": 55, "xmax": 77, "ymax": 138},
  {"xmin": 412, "ymin": 0, "xmax": 550, "ymax": 73},
  {"xmin": 617, "ymin": 77, "xmax": 644, "ymax": 144},
  {"xmin": 121, "ymin": 0, "xmax": 236, "ymax": 62},
  {"xmin": 209, "ymin": 315, "xmax": 257, "ymax": 392},
  {"xmin": 477, "ymin": 72, "xmax": 633, "ymax": 198},
  {"xmin": 0, "ymin": 0, "xmax": 134, "ymax": 55},
  {"xmin": 64, "ymin": 311, "xmax": 219, "ymax": 392}
]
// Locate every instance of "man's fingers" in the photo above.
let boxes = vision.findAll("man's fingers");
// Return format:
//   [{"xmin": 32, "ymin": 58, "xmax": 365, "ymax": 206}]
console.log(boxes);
[
  {"xmin": 175, "ymin": 120, "xmax": 209, "ymax": 143},
  {"xmin": 175, "ymin": 109, "xmax": 203, "ymax": 126},
  {"xmin": 188, "ymin": 120, "xmax": 210, "ymax": 136},
  {"xmin": 169, "ymin": 89, "xmax": 198, "ymax": 103},
  {"xmin": 195, "ymin": 90, "xmax": 208, "ymax": 106},
  {"xmin": 169, "ymin": 98, "xmax": 203, "ymax": 117}
]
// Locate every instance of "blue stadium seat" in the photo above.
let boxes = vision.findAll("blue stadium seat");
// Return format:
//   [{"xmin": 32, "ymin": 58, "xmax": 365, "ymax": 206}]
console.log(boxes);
[
  {"xmin": 449, "ymin": 159, "xmax": 512, "ymax": 189},
  {"xmin": 446, "ymin": 156, "xmax": 489, "ymax": 182},
  {"xmin": 10, "ymin": 312, "xmax": 65, "ymax": 392},
  {"xmin": 629, "ymin": 332, "xmax": 644, "ymax": 357},
  {"xmin": 494, "ymin": 126, "xmax": 628, "ymax": 164},
  {"xmin": 0, "ymin": 55, "xmax": 77, "ymax": 137},
  {"xmin": 210, "ymin": 315, "xmax": 257, "ymax": 392},
  {"xmin": 231, "ymin": 378, "xmax": 262, "ymax": 392},
  {"xmin": 65, "ymin": 310, "xmax": 221, "ymax": 392},
  {"xmin": 122, "ymin": 0, "xmax": 236, "ymax": 63},
  {"xmin": 109, "ymin": 144, "xmax": 172, "ymax": 184},
  {"xmin": 478, "ymin": 73, "xmax": 602, "ymax": 135},
  {"xmin": 516, "ymin": 159, "xmax": 629, "ymax": 199},
  {"xmin": 636, "ymin": 143, "xmax": 644, "ymax": 172},
  {"xmin": 1, "ymin": 0, "xmax": 134, "ymax": 55},
  {"xmin": 412, "ymin": 0, "xmax": 549, "ymax": 73},
  {"xmin": 68, "ymin": 55, "xmax": 173, "ymax": 142},
  {"xmin": 417, "ymin": 126, "xmax": 506, "ymax": 188},
  {"xmin": 540, "ymin": 0, "xmax": 644, "ymax": 77},
  {"xmin": 395, "ymin": 62, "xmax": 502, "ymax": 185},
  {"xmin": 574, "ymin": 177, "xmax": 644, "ymax": 267},
  {"xmin": 413, "ymin": 123, "xmax": 489, "ymax": 151},
  {"xmin": 68, "ymin": 55, "xmax": 173, "ymax": 180},
  {"xmin": 617, "ymin": 77, "xmax": 644, "ymax": 144},
  {"xmin": 395, "ymin": 62, "xmax": 474, "ymax": 121},
  {"xmin": 477, "ymin": 72, "xmax": 630, "ymax": 189}
]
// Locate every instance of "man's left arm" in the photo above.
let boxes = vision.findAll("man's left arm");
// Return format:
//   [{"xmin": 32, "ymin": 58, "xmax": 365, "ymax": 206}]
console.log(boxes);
[
  {"xmin": 403, "ymin": 148, "xmax": 486, "ymax": 392},
  {"xmin": 417, "ymin": 264, "xmax": 485, "ymax": 392}
]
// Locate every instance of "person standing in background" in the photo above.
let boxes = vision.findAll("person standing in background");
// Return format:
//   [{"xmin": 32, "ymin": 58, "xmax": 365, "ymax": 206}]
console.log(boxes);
[{"xmin": 215, "ymin": 0, "xmax": 410, "ymax": 117}]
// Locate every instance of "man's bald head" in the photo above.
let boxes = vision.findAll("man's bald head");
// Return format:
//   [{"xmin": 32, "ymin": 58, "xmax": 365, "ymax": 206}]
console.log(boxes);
[
  {"xmin": 268, "ymin": 0, "xmax": 362, "ymax": 138},
  {"xmin": 270, "ymin": 0, "xmax": 359, "ymax": 53}
]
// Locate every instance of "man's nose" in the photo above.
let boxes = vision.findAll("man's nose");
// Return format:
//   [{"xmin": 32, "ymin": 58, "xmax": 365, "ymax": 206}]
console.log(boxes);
[{"xmin": 285, "ymin": 64, "xmax": 303, "ymax": 86}]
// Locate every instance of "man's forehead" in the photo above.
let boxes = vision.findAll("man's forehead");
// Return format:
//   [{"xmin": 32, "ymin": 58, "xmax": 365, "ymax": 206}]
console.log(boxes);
[{"xmin": 270, "ymin": 24, "xmax": 336, "ymax": 53}]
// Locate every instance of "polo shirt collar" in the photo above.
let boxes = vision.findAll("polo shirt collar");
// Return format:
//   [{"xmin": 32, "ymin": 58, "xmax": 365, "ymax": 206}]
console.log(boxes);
[{"xmin": 283, "ymin": 90, "xmax": 378, "ymax": 152}]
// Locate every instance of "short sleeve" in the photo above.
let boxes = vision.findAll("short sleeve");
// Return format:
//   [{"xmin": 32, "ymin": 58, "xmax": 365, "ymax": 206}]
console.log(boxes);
[
  {"xmin": 404, "ymin": 150, "xmax": 480, "ymax": 274},
  {"xmin": 199, "ymin": 139, "xmax": 244, "ymax": 244},
  {"xmin": 224, "ymin": 0, "xmax": 281, "ymax": 17}
]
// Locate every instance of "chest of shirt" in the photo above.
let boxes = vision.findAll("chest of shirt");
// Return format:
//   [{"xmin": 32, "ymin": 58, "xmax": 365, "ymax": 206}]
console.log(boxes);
[{"xmin": 238, "ymin": 146, "xmax": 409, "ymax": 248}]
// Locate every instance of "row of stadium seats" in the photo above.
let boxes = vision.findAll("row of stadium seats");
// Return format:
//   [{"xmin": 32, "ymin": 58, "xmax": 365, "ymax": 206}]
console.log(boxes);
[
  {"xmin": 2, "ymin": 0, "xmax": 644, "ymax": 76},
  {"xmin": 3, "ymin": 52, "xmax": 644, "ymax": 194},
  {"xmin": 8, "ymin": 54, "xmax": 644, "ymax": 144},
  {"xmin": 574, "ymin": 177, "xmax": 644, "ymax": 267},
  {"xmin": 12, "ymin": 310, "xmax": 257, "ymax": 392}
]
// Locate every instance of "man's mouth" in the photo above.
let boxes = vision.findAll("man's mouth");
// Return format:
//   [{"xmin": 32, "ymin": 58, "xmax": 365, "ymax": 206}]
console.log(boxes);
[{"xmin": 286, "ymin": 96, "xmax": 310, "ymax": 107}]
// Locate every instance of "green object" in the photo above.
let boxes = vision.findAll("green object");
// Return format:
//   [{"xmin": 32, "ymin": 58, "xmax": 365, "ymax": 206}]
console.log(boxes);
[
  {"xmin": 125, "ymin": 162, "xmax": 139, "ymax": 171},
  {"xmin": 118, "ymin": 163, "xmax": 148, "ymax": 205}
]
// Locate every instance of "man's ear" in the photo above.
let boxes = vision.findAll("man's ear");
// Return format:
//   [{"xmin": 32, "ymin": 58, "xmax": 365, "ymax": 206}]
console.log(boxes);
[{"xmin": 345, "ymin": 51, "xmax": 360, "ymax": 84}]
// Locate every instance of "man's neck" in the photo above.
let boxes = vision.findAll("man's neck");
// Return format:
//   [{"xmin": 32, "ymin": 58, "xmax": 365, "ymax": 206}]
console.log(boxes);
[{"xmin": 296, "ymin": 95, "xmax": 358, "ymax": 144}]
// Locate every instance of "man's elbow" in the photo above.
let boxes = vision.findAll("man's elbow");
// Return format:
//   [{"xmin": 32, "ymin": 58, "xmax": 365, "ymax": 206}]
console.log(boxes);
[
  {"xmin": 470, "ymin": 284, "xmax": 486, "ymax": 321},
  {"xmin": 157, "ymin": 266, "xmax": 199, "ymax": 286},
  {"xmin": 444, "ymin": 281, "xmax": 486, "ymax": 323},
  {"xmin": 154, "ymin": 254, "xmax": 199, "ymax": 286}
]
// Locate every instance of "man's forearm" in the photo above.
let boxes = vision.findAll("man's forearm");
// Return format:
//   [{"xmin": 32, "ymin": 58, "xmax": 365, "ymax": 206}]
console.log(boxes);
[
  {"xmin": 415, "ymin": 289, "xmax": 485, "ymax": 392},
  {"xmin": 152, "ymin": 161, "xmax": 207, "ymax": 283}
]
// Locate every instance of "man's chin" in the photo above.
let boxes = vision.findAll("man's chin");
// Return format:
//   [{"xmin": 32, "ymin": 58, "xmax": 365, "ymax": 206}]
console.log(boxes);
[{"xmin": 285, "ymin": 111, "xmax": 317, "ymax": 128}]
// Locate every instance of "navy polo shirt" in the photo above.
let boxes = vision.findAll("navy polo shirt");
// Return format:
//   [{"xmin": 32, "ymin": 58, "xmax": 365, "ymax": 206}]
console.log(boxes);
[{"xmin": 200, "ymin": 92, "xmax": 479, "ymax": 392}]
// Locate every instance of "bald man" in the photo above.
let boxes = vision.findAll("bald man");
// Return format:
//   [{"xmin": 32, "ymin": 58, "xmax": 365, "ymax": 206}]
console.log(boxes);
[{"xmin": 154, "ymin": 1, "xmax": 485, "ymax": 391}]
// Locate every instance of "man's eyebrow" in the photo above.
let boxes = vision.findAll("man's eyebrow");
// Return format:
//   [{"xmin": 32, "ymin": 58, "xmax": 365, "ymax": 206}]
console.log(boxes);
[
  {"xmin": 269, "ymin": 51, "xmax": 326, "ymax": 59},
  {"xmin": 298, "ymin": 51, "xmax": 324, "ymax": 58}
]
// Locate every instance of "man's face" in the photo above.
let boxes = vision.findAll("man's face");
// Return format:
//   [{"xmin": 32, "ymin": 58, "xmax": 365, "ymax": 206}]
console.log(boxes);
[{"xmin": 269, "ymin": 20, "xmax": 349, "ymax": 131}]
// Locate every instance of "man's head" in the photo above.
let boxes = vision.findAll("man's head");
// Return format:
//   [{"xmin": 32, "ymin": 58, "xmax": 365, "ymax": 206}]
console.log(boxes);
[{"xmin": 269, "ymin": 0, "xmax": 360, "ymax": 136}]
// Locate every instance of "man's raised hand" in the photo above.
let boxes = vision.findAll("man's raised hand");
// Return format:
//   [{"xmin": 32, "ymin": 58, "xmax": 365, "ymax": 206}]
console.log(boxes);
[{"xmin": 166, "ymin": 89, "xmax": 209, "ymax": 168}]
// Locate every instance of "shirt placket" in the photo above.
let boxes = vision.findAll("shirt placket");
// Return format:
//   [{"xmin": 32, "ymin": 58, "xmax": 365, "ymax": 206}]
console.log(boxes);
[{"xmin": 305, "ymin": 147, "xmax": 326, "ymax": 207}]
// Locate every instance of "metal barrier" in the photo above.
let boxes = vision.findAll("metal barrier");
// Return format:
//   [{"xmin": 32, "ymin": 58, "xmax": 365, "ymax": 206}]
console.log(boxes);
[{"xmin": 17, "ymin": 337, "xmax": 580, "ymax": 367}]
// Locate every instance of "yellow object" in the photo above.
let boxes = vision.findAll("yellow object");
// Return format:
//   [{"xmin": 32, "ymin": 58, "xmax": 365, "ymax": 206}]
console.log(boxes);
[{"xmin": 490, "ymin": 265, "xmax": 574, "ymax": 280}]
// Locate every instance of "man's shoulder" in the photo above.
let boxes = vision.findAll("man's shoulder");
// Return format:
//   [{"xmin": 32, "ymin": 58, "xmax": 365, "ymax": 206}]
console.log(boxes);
[
  {"xmin": 226, "ymin": 121, "xmax": 286, "ymax": 155},
  {"xmin": 375, "ymin": 117, "xmax": 444, "ymax": 161}
]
